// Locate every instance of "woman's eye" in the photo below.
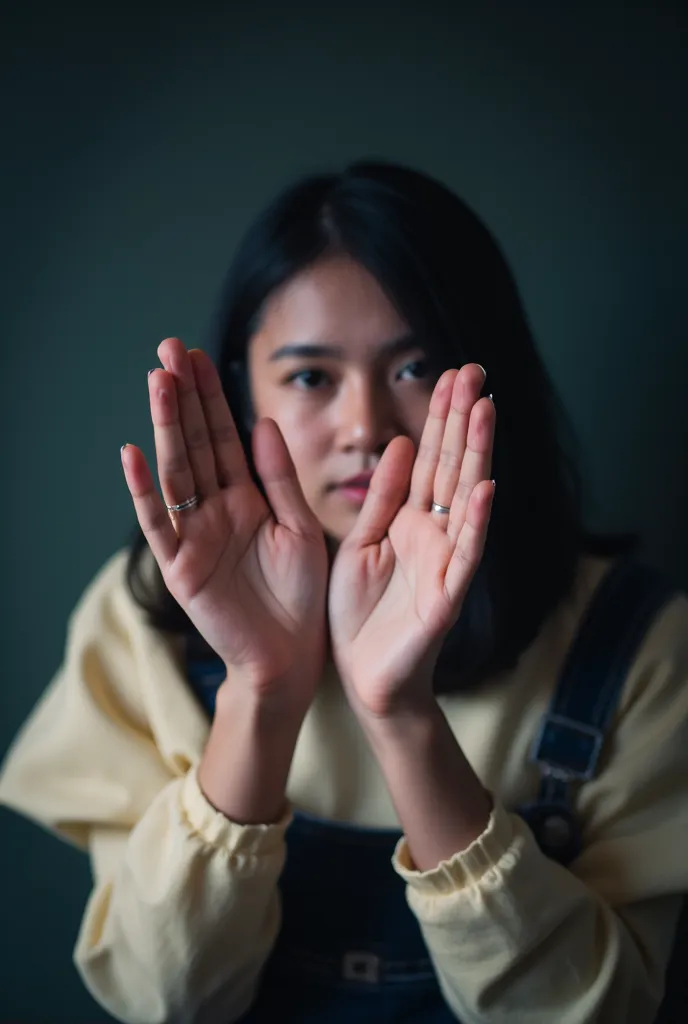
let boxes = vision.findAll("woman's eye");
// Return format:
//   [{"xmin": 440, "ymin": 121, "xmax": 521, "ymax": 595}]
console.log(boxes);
[
  {"xmin": 396, "ymin": 358, "xmax": 429, "ymax": 382},
  {"xmin": 287, "ymin": 368, "xmax": 331, "ymax": 390}
]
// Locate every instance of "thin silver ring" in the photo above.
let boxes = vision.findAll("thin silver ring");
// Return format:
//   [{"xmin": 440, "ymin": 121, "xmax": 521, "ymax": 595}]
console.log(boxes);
[
  {"xmin": 431, "ymin": 502, "xmax": 451, "ymax": 515},
  {"xmin": 166, "ymin": 494, "xmax": 199, "ymax": 513}
]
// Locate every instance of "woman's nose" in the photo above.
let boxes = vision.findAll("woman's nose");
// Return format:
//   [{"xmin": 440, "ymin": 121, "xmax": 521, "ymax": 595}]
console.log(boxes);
[{"xmin": 335, "ymin": 379, "xmax": 398, "ymax": 454}]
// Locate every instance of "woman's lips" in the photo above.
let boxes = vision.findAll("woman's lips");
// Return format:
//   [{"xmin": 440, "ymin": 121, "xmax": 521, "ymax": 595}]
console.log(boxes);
[
  {"xmin": 333, "ymin": 475, "xmax": 373, "ymax": 506},
  {"xmin": 338, "ymin": 484, "xmax": 369, "ymax": 505}
]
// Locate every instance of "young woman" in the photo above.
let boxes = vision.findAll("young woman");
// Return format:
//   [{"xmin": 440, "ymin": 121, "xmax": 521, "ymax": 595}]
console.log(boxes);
[{"xmin": 1, "ymin": 161, "xmax": 686, "ymax": 1024}]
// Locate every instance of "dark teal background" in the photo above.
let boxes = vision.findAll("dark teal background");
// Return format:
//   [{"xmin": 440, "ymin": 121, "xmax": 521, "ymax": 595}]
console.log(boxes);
[{"xmin": 1, "ymin": 2, "xmax": 686, "ymax": 1019}]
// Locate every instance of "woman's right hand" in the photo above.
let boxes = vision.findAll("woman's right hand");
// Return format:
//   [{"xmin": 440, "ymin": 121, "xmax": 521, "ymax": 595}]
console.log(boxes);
[{"xmin": 121, "ymin": 337, "xmax": 328, "ymax": 711}]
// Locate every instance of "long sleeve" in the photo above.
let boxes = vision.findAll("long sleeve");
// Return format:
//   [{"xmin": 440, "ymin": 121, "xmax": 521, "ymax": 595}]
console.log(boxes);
[
  {"xmin": 392, "ymin": 593, "xmax": 688, "ymax": 1023},
  {"xmin": 0, "ymin": 551, "xmax": 288, "ymax": 1024},
  {"xmin": 75, "ymin": 769, "xmax": 290, "ymax": 1024}
]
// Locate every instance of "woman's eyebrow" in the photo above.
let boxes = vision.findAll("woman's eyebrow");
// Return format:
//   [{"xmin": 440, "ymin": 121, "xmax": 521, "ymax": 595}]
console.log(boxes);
[
  {"xmin": 268, "ymin": 334, "xmax": 420, "ymax": 362},
  {"xmin": 269, "ymin": 343, "xmax": 344, "ymax": 361}
]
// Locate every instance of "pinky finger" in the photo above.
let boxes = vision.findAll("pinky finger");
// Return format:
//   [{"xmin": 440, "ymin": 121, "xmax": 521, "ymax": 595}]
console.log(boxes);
[
  {"xmin": 444, "ymin": 480, "xmax": 495, "ymax": 609},
  {"xmin": 120, "ymin": 443, "xmax": 179, "ymax": 567}
]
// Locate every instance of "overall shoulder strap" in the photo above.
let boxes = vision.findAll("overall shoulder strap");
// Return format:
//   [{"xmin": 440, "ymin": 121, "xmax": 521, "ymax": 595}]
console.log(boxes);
[
  {"xmin": 531, "ymin": 559, "xmax": 678, "ymax": 796},
  {"xmin": 516, "ymin": 559, "xmax": 678, "ymax": 864}
]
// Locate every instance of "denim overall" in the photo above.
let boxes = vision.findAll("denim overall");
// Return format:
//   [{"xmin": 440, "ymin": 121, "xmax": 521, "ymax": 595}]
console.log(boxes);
[{"xmin": 186, "ymin": 560, "xmax": 676, "ymax": 1022}]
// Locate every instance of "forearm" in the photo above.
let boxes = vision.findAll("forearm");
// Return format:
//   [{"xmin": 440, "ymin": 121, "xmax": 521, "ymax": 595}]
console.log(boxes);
[
  {"xmin": 360, "ymin": 699, "xmax": 492, "ymax": 871},
  {"xmin": 198, "ymin": 677, "xmax": 307, "ymax": 825}
]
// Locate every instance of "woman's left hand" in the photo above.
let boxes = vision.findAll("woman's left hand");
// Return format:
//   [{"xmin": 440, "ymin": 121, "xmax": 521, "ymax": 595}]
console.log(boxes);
[{"xmin": 329, "ymin": 364, "xmax": 495, "ymax": 719}]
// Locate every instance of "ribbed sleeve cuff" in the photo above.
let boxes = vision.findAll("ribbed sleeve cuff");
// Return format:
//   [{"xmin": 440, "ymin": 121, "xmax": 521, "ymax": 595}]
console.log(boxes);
[
  {"xmin": 180, "ymin": 767, "xmax": 293, "ymax": 860},
  {"xmin": 392, "ymin": 800, "xmax": 519, "ymax": 895}
]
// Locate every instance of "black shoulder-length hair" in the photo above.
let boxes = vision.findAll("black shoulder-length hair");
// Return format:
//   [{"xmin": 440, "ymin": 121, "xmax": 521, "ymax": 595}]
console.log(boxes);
[{"xmin": 124, "ymin": 159, "xmax": 634, "ymax": 693}]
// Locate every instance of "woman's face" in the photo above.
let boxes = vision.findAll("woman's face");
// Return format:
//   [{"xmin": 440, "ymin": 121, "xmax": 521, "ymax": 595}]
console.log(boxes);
[{"xmin": 248, "ymin": 255, "xmax": 436, "ymax": 541}]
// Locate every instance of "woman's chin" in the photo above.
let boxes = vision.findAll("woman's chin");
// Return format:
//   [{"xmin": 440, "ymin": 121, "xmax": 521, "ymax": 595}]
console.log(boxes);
[{"xmin": 322, "ymin": 515, "xmax": 358, "ymax": 551}]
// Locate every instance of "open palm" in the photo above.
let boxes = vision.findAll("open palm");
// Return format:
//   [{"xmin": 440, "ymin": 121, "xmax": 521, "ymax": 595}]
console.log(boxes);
[
  {"xmin": 329, "ymin": 365, "xmax": 495, "ymax": 717},
  {"xmin": 122, "ymin": 338, "xmax": 328, "ymax": 705}
]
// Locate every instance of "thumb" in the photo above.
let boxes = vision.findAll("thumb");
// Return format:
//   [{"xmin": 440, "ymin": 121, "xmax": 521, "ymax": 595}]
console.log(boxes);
[
  {"xmin": 252, "ymin": 418, "xmax": 321, "ymax": 538},
  {"xmin": 346, "ymin": 435, "xmax": 415, "ymax": 548}
]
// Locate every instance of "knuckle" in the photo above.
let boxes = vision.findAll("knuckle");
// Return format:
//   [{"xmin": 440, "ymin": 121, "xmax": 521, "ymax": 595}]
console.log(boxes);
[
  {"xmin": 162, "ymin": 452, "xmax": 189, "ymax": 476},
  {"xmin": 438, "ymin": 449, "xmax": 462, "ymax": 471},
  {"xmin": 185, "ymin": 425, "xmax": 209, "ymax": 452},
  {"xmin": 417, "ymin": 440, "xmax": 439, "ymax": 463},
  {"xmin": 212, "ymin": 423, "xmax": 239, "ymax": 446},
  {"xmin": 142, "ymin": 504, "xmax": 169, "ymax": 535},
  {"xmin": 453, "ymin": 546, "xmax": 473, "ymax": 570}
]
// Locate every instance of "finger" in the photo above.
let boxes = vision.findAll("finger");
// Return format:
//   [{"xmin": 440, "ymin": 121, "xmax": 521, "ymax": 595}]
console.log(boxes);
[
  {"xmin": 120, "ymin": 443, "xmax": 178, "ymax": 566},
  {"xmin": 188, "ymin": 347, "xmax": 251, "ymax": 488},
  {"xmin": 149, "ymin": 366, "xmax": 198, "ymax": 516},
  {"xmin": 346, "ymin": 435, "xmax": 416, "ymax": 547},
  {"xmin": 432, "ymin": 364, "xmax": 487, "ymax": 528},
  {"xmin": 407, "ymin": 370, "xmax": 457, "ymax": 511},
  {"xmin": 446, "ymin": 396, "xmax": 495, "ymax": 548},
  {"xmin": 444, "ymin": 480, "xmax": 495, "ymax": 609},
  {"xmin": 157, "ymin": 339, "xmax": 219, "ymax": 499},
  {"xmin": 252, "ymin": 418, "xmax": 319, "ymax": 537}
]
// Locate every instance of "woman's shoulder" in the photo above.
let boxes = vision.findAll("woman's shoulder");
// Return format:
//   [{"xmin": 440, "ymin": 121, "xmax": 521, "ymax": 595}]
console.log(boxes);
[
  {"xmin": 569, "ymin": 551, "xmax": 688, "ymax": 716},
  {"xmin": 67, "ymin": 545, "xmax": 195, "ymax": 722},
  {"xmin": 616, "ymin": 570, "xmax": 688, "ymax": 718},
  {"xmin": 70, "ymin": 545, "xmax": 150, "ymax": 626},
  {"xmin": 572, "ymin": 561, "xmax": 688, "ymax": 899},
  {"xmin": 0, "ymin": 546, "xmax": 201, "ymax": 844},
  {"xmin": 64, "ymin": 544, "xmax": 185, "ymax": 660}
]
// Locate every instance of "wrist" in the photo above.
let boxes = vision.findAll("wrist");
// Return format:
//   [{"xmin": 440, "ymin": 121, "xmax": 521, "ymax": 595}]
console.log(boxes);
[
  {"xmin": 350, "ymin": 672, "xmax": 439, "ymax": 731},
  {"xmin": 216, "ymin": 659, "xmax": 320, "ymax": 719},
  {"xmin": 215, "ymin": 672, "xmax": 312, "ymax": 725},
  {"xmin": 356, "ymin": 695, "xmax": 443, "ymax": 748},
  {"xmin": 358, "ymin": 700, "xmax": 493, "ymax": 870},
  {"xmin": 199, "ymin": 680, "xmax": 308, "ymax": 825},
  {"xmin": 342, "ymin": 649, "xmax": 440, "ymax": 722}
]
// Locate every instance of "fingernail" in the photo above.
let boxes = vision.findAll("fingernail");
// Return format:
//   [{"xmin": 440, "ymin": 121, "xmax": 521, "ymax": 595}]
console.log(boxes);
[
  {"xmin": 488, "ymin": 393, "xmax": 494, "ymax": 403},
  {"xmin": 148, "ymin": 368, "xmax": 156, "ymax": 377},
  {"xmin": 120, "ymin": 443, "xmax": 129, "ymax": 455},
  {"xmin": 491, "ymin": 479, "xmax": 496, "ymax": 488},
  {"xmin": 477, "ymin": 364, "xmax": 487, "ymax": 379}
]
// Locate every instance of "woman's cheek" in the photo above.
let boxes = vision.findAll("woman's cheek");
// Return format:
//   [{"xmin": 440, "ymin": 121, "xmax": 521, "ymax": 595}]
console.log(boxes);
[{"xmin": 278, "ymin": 410, "xmax": 328, "ymax": 486}]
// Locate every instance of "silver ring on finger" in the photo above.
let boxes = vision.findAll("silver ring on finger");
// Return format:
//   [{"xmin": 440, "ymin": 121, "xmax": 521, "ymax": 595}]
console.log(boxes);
[
  {"xmin": 166, "ymin": 493, "xmax": 200, "ymax": 513},
  {"xmin": 431, "ymin": 501, "xmax": 451, "ymax": 514}
]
